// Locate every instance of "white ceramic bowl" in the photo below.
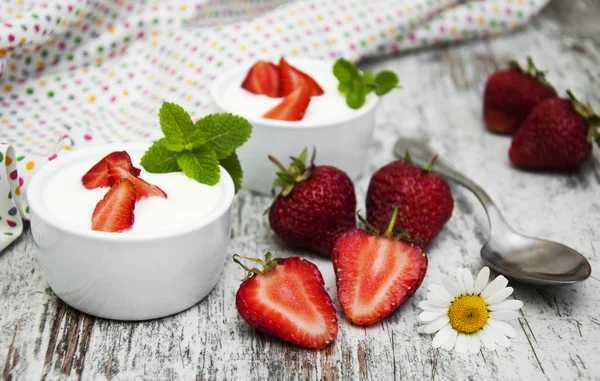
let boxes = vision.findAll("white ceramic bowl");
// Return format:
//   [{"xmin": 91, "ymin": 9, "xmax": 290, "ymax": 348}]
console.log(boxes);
[
  {"xmin": 211, "ymin": 58, "xmax": 379, "ymax": 195},
  {"xmin": 27, "ymin": 143, "xmax": 234, "ymax": 321}
]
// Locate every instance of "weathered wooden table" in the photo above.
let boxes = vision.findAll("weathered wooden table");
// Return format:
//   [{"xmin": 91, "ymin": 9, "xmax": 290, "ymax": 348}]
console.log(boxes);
[{"xmin": 2, "ymin": 1, "xmax": 600, "ymax": 380}]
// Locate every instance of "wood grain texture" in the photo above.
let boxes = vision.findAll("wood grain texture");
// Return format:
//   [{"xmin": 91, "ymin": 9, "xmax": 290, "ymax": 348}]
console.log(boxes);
[{"xmin": 2, "ymin": 1, "xmax": 600, "ymax": 380}]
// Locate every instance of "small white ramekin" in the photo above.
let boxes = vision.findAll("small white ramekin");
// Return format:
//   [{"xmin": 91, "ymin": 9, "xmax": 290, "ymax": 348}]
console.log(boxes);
[
  {"xmin": 211, "ymin": 58, "xmax": 379, "ymax": 195},
  {"xmin": 27, "ymin": 143, "xmax": 234, "ymax": 321}
]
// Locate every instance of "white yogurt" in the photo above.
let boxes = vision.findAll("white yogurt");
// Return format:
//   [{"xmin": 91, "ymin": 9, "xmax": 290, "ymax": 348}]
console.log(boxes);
[
  {"xmin": 222, "ymin": 59, "xmax": 367, "ymax": 123},
  {"xmin": 42, "ymin": 152, "xmax": 225, "ymax": 235}
]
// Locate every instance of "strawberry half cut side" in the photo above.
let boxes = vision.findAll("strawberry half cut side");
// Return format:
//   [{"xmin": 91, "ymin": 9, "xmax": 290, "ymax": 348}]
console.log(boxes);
[
  {"xmin": 107, "ymin": 160, "xmax": 167, "ymax": 201},
  {"xmin": 241, "ymin": 61, "xmax": 281, "ymax": 98},
  {"xmin": 263, "ymin": 84, "xmax": 312, "ymax": 121},
  {"xmin": 333, "ymin": 206, "xmax": 428, "ymax": 325},
  {"xmin": 91, "ymin": 178, "xmax": 136, "ymax": 233},
  {"xmin": 279, "ymin": 57, "xmax": 324, "ymax": 97},
  {"xmin": 81, "ymin": 151, "xmax": 141, "ymax": 189},
  {"xmin": 234, "ymin": 253, "xmax": 338, "ymax": 349}
]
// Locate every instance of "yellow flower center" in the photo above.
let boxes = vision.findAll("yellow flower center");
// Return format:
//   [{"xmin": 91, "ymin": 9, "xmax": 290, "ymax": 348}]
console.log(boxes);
[{"xmin": 448, "ymin": 295, "xmax": 489, "ymax": 333}]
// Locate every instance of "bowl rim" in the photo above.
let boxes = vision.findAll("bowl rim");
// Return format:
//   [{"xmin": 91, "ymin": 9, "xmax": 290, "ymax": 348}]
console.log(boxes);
[
  {"xmin": 27, "ymin": 143, "xmax": 235, "ymax": 242},
  {"xmin": 210, "ymin": 57, "xmax": 379, "ymax": 129}
]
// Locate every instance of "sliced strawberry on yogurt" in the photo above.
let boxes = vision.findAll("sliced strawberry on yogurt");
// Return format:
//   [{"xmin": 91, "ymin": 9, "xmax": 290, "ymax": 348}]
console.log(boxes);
[
  {"xmin": 92, "ymin": 178, "xmax": 136, "ymax": 233},
  {"xmin": 241, "ymin": 61, "xmax": 280, "ymax": 98},
  {"xmin": 107, "ymin": 160, "xmax": 167, "ymax": 200},
  {"xmin": 81, "ymin": 151, "xmax": 141, "ymax": 189},
  {"xmin": 263, "ymin": 84, "xmax": 312, "ymax": 121},
  {"xmin": 279, "ymin": 58, "xmax": 324, "ymax": 97}
]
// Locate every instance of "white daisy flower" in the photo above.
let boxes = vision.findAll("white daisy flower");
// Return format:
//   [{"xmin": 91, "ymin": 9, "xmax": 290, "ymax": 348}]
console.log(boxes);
[{"xmin": 417, "ymin": 267, "xmax": 523, "ymax": 354}]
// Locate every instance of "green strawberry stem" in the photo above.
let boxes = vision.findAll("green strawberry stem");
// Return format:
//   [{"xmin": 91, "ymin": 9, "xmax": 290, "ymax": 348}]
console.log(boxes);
[
  {"xmin": 567, "ymin": 89, "xmax": 600, "ymax": 148},
  {"xmin": 423, "ymin": 155, "xmax": 439, "ymax": 172},
  {"xmin": 357, "ymin": 211, "xmax": 380, "ymax": 236},
  {"xmin": 508, "ymin": 56, "xmax": 553, "ymax": 88},
  {"xmin": 233, "ymin": 252, "xmax": 284, "ymax": 280},
  {"xmin": 268, "ymin": 147, "xmax": 315, "ymax": 197},
  {"xmin": 384, "ymin": 205, "xmax": 399, "ymax": 237}
]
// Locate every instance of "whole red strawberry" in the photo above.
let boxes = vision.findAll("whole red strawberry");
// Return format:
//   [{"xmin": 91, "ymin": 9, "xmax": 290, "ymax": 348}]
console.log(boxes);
[
  {"xmin": 366, "ymin": 153, "xmax": 453, "ymax": 248},
  {"xmin": 483, "ymin": 57, "xmax": 557, "ymax": 134},
  {"xmin": 509, "ymin": 91, "xmax": 600, "ymax": 171},
  {"xmin": 334, "ymin": 207, "xmax": 428, "ymax": 325},
  {"xmin": 234, "ymin": 253, "xmax": 338, "ymax": 349},
  {"xmin": 268, "ymin": 148, "xmax": 356, "ymax": 257}
]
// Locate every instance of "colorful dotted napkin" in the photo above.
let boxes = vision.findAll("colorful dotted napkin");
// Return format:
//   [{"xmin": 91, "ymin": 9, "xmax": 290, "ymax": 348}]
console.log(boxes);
[{"xmin": 0, "ymin": 0, "xmax": 550, "ymax": 250}]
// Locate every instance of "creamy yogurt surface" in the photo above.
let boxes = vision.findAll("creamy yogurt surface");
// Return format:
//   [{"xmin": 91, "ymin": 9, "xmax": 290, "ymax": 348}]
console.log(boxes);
[
  {"xmin": 42, "ymin": 152, "xmax": 225, "ymax": 235},
  {"xmin": 222, "ymin": 59, "xmax": 369, "ymax": 123}
]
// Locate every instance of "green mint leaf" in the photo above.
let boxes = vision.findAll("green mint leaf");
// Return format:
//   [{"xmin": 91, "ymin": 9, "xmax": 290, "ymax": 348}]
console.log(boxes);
[
  {"xmin": 160, "ymin": 137, "xmax": 185, "ymax": 152},
  {"xmin": 346, "ymin": 79, "xmax": 367, "ymax": 109},
  {"xmin": 159, "ymin": 102, "xmax": 196, "ymax": 140},
  {"xmin": 338, "ymin": 82, "xmax": 351, "ymax": 93},
  {"xmin": 141, "ymin": 140, "xmax": 180, "ymax": 173},
  {"xmin": 333, "ymin": 58, "xmax": 360, "ymax": 84},
  {"xmin": 187, "ymin": 129, "xmax": 208, "ymax": 149},
  {"xmin": 363, "ymin": 71, "xmax": 376, "ymax": 87},
  {"xmin": 195, "ymin": 113, "xmax": 252, "ymax": 159},
  {"xmin": 219, "ymin": 151, "xmax": 243, "ymax": 193},
  {"xmin": 177, "ymin": 146, "xmax": 220, "ymax": 186},
  {"xmin": 374, "ymin": 70, "xmax": 400, "ymax": 96}
]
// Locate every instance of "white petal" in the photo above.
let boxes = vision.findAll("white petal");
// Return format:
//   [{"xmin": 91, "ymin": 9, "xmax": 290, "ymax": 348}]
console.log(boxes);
[
  {"xmin": 463, "ymin": 268, "xmax": 474, "ymax": 295},
  {"xmin": 442, "ymin": 328, "xmax": 458, "ymax": 351},
  {"xmin": 455, "ymin": 268, "xmax": 466, "ymax": 295},
  {"xmin": 418, "ymin": 301, "xmax": 448, "ymax": 312},
  {"xmin": 488, "ymin": 300, "xmax": 523, "ymax": 311},
  {"xmin": 478, "ymin": 325, "xmax": 496, "ymax": 351},
  {"xmin": 455, "ymin": 333, "xmax": 469, "ymax": 354},
  {"xmin": 426, "ymin": 292, "xmax": 452, "ymax": 307},
  {"xmin": 431, "ymin": 324, "xmax": 454, "ymax": 348},
  {"xmin": 489, "ymin": 310, "xmax": 519, "ymax": 321},
  {"xmin": 442, "ymin": 277, "xmax": 461, "ymax": 297},
  {"xmin": 486, "ymin": 325, "xmax": 511, "ymax": 348},
  {"xmin": 473, "ymin": 267, "xmax": 490, "ymax": 294},
  {"xmin": 485, "ymin": 287, "xmax": 513, "ymax": 305},
  {"xmin": 419, "ymin": 316, "xmax": 450, "ymax": 334},
  {"xmin": 419, "ymin": 310, "xmax": 447, "ymax": 322},
  {"xmin": 481, "ymin": 275, "xmax": 508, "ymax": 299},
  {"xmin": 429, "ymin": 284, "xmax": 454, "ymax": 301},
  {"xmin": 468, "ymin": 333, "xmax": 481, "ymax": 354},
  {"xmin": 487, "ymin": 319, "xmax": 518, "ymax": 338}
]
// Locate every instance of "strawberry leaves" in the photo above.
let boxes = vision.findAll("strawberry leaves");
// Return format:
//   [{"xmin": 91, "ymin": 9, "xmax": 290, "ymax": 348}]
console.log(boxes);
[
  {"xmin": 141, "ymin": 102, "xmax": 252, "ymax": 192},
  {"xmin": 333, "ymin": 58, "xmax": 401, "ymax": 109}
]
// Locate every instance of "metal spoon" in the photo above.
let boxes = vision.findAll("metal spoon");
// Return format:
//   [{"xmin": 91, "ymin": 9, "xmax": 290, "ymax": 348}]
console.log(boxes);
[{"xmin": 393, "ymin": 138, "xmax": 592, "ymax": 286}]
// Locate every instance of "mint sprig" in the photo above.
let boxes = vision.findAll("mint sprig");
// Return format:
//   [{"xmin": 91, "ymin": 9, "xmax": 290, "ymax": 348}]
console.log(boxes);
[
  {"xmin": 333, "ymin": 58, "xmax": 401, "ymax": 109},
  {"xmin": 141, "ymin": 102, "xmax": 252, "ymax": 193}
]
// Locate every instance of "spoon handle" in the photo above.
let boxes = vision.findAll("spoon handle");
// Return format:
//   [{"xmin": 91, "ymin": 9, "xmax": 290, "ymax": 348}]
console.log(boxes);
[{"xmin": 393, "ymin": 139, "xmax": 510, "ymax": 234}]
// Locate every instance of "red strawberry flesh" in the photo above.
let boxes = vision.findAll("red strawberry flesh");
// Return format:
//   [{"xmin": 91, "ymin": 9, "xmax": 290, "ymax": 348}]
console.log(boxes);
[
  {"xmin": 107, "ymin": 160, "xmax": 167, "ymax": 200},
  {"xmin": 263, "ymin": 84, "xmax": 312, "ymax": 121},
  {"xmin": 334, "ymin": 228, "xmax": 427, "ymax": 325},
  {"xmin": 241, "ymin": 61, "xmax": 280, "ymax": 98},
  {"xmin": 236, "ymin": 256, "xmax": 338, "ymax": 349},
  {"xmin": 82, "ymin": 151, "xmax": 141, "ymax": 189},
  {"xmin": 279, "ymin": 57, "xmax": 324, "ymax": 97},
  {"xmin": 91, "ymin": 178, "xmax": 136, "ymax": 233}
]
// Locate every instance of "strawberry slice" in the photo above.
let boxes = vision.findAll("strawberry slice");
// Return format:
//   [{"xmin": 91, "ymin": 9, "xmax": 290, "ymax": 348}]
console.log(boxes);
[
  {"xmin": 82, "ymin": 151, "xmax": 141, "ymax": 190},
  {"xmin": 235, "ymin": 253, "xmax": 338, "ymax": 349},
  {"xmin": 333, "ymin": 207, "xmax": 428, "ymax": 326},
  {"xmin": 279, "ymin": 58, "xmax": 324, "ymax": 97},
  {"xmin": 106, "ymin": 160, "xmax": 167, "ymax": 201},
  {"xmin": 241, "ymin": 61, "xmax": 280, "ymax": 98},
  {"xmin": 92, "ymin": 178, "xmax": 136, "ymax": 233},
  {"xmin": 263, "ymin": 84, "xmax": 311, "ymax": 121}
]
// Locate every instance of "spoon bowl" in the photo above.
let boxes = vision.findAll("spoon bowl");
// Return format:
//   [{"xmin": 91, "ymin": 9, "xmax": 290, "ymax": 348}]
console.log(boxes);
[{"xmin": 393, "ymin": 138, "xmax": 592, "ymax": 286}]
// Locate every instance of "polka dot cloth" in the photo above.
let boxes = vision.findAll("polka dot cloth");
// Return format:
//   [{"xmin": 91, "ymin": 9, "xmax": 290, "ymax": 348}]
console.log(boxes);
[{"xmin": 0, "ymin": 0, "xmax": 550, "ymax": 250}]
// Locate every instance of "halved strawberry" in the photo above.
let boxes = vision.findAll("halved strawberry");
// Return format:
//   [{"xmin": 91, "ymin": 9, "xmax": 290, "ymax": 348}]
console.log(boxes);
[
  {"xmin": 234, "ymin": 253, "xmax": 338, "ymax": 349},
  {"xmin": 333, "ymin": 207, "xmax": 428, "ymax": 325},
  {"xmin": 82, "ymin": 151, "xmax": 141, "ymax": 189},
  {"xmin": 106, "ymin": 160, "xmax": 167, "ymax": 201},
  {"xmin": 279, "ymin": 58, "xmax": 324, "ymax": 97},
  {"xmin": 241, "ymin": 61, "xmax": 280, "ymax": 98},
  {"xmin": 92, "ymin": 178, "xmax": 136, "ymax": 233},
  {"xmin": 263, "ymin": 84, "xmax": 311, "ymax": 121}
]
